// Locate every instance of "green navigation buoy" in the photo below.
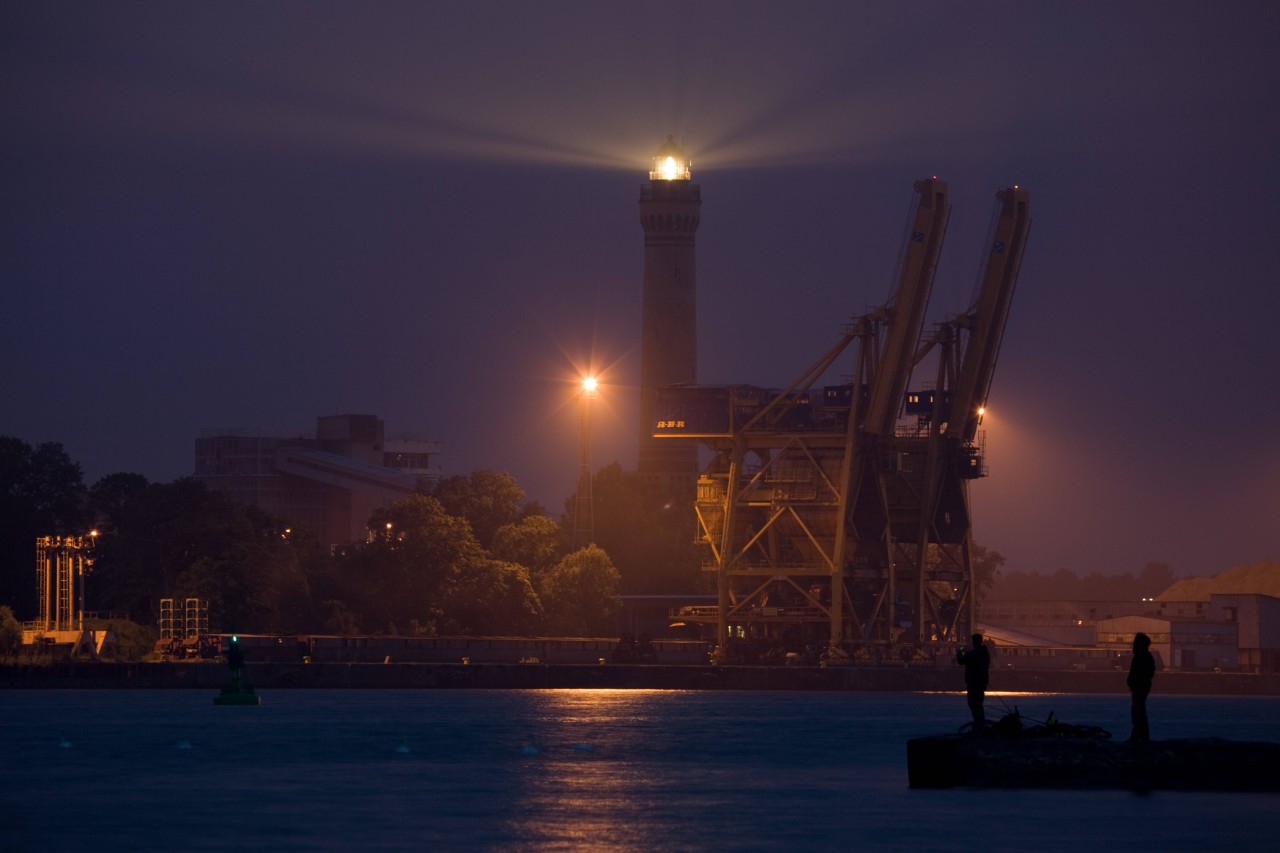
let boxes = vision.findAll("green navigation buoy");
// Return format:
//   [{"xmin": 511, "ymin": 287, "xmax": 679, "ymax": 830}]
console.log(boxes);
[{"xmin": 214, "ymin": 634, "xmax": 261, "ymax": 706}]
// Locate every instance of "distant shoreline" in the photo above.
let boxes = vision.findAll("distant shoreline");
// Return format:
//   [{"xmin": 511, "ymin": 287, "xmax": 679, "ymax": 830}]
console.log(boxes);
[{"xmin": 3, "ymin": 662, "xmax": 1278, "ymax": 695}]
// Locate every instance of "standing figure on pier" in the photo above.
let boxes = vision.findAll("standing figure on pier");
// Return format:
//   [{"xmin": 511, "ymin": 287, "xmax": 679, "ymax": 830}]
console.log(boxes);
[
  {"xmin": 957, "ymin": 633, "xmax": 991, "ymax": 727},
  {"xmin": 1127, "ymin": 632, "xmax": 1155, "ymax": 743}
]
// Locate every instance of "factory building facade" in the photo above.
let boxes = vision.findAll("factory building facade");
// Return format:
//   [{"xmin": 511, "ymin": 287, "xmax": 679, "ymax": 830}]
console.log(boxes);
[
  {"xmin": 981, "ymin": 594, "xmax": 1280, "ymax": 673},
  {"xmin": 194, "ymin": 414, "xmax": 440, "ymax": 546}
]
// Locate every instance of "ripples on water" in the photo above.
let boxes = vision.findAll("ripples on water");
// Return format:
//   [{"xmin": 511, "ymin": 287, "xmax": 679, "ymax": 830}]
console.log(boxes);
[{"xmin": 2, "ymin": 688, "xmax": 1276, "ymax": 851}]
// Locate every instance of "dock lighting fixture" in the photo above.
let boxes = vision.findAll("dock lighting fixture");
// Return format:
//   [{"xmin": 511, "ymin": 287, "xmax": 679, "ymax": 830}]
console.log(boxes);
[
  {"xmin": 573, "ymin": 374, "xmax": 598, "ymax": 547},
  {"xmin": 649, "ymin": 134, "xmax": 691, "ymax": 181}
]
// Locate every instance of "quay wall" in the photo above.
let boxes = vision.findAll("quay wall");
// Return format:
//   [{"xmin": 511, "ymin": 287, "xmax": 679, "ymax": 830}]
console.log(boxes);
[{"xmin": 3, "ymin": 662, "xmax": 1279, "ymax": 695}]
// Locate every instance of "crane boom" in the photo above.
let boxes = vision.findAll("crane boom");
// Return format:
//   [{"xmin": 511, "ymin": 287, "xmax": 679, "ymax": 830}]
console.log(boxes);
[
  {"xmin": 946, "ymin": 186, "xmax": 1031, "ymax": 443},
  {"xmin": 863, "ymin": 178, "xmax": 950, "ymax": 437}
]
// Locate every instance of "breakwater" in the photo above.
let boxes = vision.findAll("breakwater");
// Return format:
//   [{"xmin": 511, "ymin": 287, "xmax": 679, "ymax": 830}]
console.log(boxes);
[{"xmin": 3, "ymin": 662, "xmax": 1279, "ymax": 694}]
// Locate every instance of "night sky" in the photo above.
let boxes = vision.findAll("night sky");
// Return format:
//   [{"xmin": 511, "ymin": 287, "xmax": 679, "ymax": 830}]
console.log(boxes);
[{"xmin": 4, "ymin": 2, "xmax": 1278, "ymax": 579}]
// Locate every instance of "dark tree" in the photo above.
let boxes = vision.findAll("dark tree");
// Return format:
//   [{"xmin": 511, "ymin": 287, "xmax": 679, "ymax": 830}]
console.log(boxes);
[
  {"xmin": 490, "ymin": 514, "xmax": 566, "ymax": 582},
  {"xmin": 88, "ymin": 472, "xmax": 150, "ymax": 534},
  {"xmin": 987, "ymin": 561, "xmax": 1181, "ymax": 601},
  {"xmin": 539, "ymin": 545, "xmax": 621, "ymax": 637},
  {"xmin": 971, "ymin": 543, "xmax": 1007, "ymax": 604},
  {"xmin": 431, "ymin": 469, "xmax": 525, "ymax": 549},
  {"xmin": 1137, "ymin": 561, "xmax": 1175, "ymax": 598},
  {"xmin": 335, "ymin": 494, "xmax": 487, "ymax": 634},
  {"xmin": 90, "ymin": 478, "xmax": 308, "ymax": 631},
  {"xmin": 443, "ymin": 559, "xmax": 542, "ymax": 636},
  {"xmin": 0, "ymin": 605, "xmax": 22, "ymax": 658},
  {"xmin": 0, "ymin": 437, "xmax": 89, "ymax": 617}
]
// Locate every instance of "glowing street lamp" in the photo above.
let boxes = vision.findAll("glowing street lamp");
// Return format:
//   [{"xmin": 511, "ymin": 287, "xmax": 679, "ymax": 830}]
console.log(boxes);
[
  {"xmin": 83, "ymin": 529, "xmax": 99, "ymax": 628},
  {"xmin": 572, "ymin": 376, "xmax": 598, "ymax": 548}
]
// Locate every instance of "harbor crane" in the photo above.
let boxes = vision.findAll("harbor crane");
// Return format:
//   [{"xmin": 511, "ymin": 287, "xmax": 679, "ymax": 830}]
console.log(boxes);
[{"xmin": 657, "ymin": 181, "xmax": 1030, "ymax": 664}]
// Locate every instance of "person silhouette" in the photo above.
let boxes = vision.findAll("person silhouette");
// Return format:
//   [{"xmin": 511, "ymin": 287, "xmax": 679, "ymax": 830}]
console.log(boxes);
[
  {"xmin": 1127, "ymin": 632, "xmax": 1155, "ymax": 743},
  {"xmin": 957, "ymin": 633, "xmax": 990, "ymax": 727}
]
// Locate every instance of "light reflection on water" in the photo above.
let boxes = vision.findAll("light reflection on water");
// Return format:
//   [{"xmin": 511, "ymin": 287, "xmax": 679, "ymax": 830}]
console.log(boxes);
[{"xmin": 2, "ymin": 689, "xmax": 1276, "ymax": 851}]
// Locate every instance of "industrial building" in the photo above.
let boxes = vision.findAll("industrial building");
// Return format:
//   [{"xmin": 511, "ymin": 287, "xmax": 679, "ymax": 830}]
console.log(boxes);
[
  {"xmin": 1094, "ymin": 594, "xmax": 1280, "ymax": 673},
  {"xmin": 194, "ymin": 414, "xmax": 440, "ymax": 546},
  {"xmin": 979, "ymin": 594, "xmax": 1280, "ymax": 673},
  {"xmin": 20, "ymin": 534, "xmax": 118, "ymax": 659},
  {"xmin": 978, "ymin": 599, "xmax": 1168, "ymax": 647}
]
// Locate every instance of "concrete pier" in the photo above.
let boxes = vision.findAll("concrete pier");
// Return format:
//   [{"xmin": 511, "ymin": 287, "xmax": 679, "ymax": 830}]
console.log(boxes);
[{"xmin": 907, "ymin": 734, "xmax": 1280, "ymax": 790}]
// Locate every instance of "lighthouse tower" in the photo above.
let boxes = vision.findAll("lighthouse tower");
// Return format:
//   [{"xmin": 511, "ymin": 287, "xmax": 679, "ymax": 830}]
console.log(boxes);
[{"xmin": 637, "ymin": 136, "xmax": 700, "ymax": 490}]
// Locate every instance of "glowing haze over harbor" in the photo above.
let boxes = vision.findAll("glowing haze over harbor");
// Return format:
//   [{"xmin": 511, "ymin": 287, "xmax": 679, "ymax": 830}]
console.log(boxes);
[{"xmin": 4, "ymin": 1, "xmax": 1277, "ymax": 579}]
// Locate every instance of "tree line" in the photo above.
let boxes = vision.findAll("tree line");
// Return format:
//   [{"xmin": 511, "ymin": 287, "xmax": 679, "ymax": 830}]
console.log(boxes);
[
  {"xmin": 985, "ymin": 562, "xmax": 1177, "ymax": 601},
  {"xmin": 0, "ymin": 436, "xmax": 706, "ymax": 650}
]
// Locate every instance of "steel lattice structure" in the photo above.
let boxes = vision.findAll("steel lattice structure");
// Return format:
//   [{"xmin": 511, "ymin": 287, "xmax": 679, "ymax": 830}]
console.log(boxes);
[{"xmin": 659, "ymin": 181, "xmax": 1031, "ymax": 664}]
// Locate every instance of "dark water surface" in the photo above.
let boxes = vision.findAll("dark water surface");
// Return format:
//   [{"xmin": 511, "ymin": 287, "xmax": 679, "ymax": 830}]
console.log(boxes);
[{"xmin": 2, "ymin": 689, "xmax": 1276, "ymax": 851}]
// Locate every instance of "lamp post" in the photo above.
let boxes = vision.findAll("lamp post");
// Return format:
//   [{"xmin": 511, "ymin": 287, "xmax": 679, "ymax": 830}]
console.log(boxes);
[
  {"xmin": 572, "ymin": 376, "xmax": 597, "ymax": 548},
  {"xmin": 82, "ymin": 529, "xmax": 97, "ymax": 631}
]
